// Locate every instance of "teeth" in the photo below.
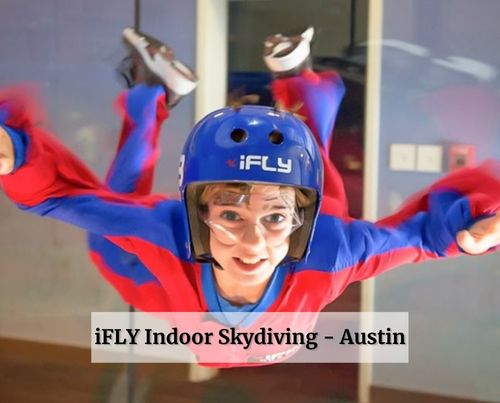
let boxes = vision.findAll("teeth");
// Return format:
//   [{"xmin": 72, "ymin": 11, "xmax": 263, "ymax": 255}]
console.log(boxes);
[{"xmin": 240, "ymin": 258, "xmax": 262, "ymax": 264}]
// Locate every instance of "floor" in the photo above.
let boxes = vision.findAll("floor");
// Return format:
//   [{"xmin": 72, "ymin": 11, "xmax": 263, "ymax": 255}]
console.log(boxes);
[{"xmin": 0, "ymin": 336, "xmax": 357, "ymax": 403}]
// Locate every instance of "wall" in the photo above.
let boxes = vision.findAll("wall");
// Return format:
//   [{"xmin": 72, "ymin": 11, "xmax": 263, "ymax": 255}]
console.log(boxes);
[
  {"xmin": 372, "ymin": 0, "xmax": 500, "ymax": 401},
  {"xmin": 0, "ymin": 0, "xmax": 197, "ymax": 347}
]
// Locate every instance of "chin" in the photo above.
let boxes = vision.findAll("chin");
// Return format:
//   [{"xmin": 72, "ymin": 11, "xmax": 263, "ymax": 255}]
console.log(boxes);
[{"xmin": 231, "ymin": 265, "xmax": 275, "ymax": 286}]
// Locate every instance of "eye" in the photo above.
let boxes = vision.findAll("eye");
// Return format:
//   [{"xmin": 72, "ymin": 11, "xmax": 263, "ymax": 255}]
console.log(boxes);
[
  {"xmin": 263, "ymin": 213, "xmax": 286, "ymax": 224},
  {"xmin": 220, "ymin": 210, "xmax": 242, "ymax": 222}
]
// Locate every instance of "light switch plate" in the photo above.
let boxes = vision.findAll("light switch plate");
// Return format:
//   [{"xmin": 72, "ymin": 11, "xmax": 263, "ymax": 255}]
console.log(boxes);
[
  {"xmin": 390, "ymin": 143, "xmax": 416, "ymax": 171},
  {"xmin": 417, "ymin": 144, "xmax": 443, "ymax": 173}
]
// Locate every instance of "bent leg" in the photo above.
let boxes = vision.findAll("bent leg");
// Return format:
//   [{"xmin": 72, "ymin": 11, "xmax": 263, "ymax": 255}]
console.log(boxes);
[
  {"xmin": 271, "ymin": 70, "xmax": 349, "ymax": 217},
  {"xmin": 88, "ymin": 84, "xmax": 170, "ymax": 311},
  {"xmin": 106, "ymin": 83, "xmax": 169, "ymax": 195}
]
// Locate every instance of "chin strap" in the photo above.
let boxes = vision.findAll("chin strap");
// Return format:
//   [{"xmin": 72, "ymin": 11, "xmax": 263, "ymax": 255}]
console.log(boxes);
[{"xmin": 199, "ymin": 254, "xmax": 224, "ymax": 270}]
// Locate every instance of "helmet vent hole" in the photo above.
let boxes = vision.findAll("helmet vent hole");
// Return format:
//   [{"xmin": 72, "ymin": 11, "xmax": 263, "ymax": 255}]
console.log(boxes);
[
  {"xmin": 268, "ymin": 130, "xmax": 284, "ymax": 144},
  {"xmin": 230, "ymin": 128, "xmax": 248, "ymax": 143}
]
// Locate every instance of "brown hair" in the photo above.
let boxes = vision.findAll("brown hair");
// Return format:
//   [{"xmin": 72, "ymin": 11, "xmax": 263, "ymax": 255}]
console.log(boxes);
[
  {"xmin": 186, "ymin": 182, "xmax": 318, "ymax": 261},
  {"xmin": 198, "ymin": 183, "xmax": 312, "ymax": 209}
]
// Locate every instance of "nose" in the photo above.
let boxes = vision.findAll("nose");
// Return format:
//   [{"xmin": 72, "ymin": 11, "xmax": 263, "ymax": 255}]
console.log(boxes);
[{"xmin": 240, "ymin": 223, "xmax": 266, "ymax": 252}]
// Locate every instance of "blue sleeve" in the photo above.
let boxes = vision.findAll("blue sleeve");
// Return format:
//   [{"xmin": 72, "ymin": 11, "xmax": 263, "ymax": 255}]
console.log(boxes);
[{"xmin": 300, "ymin": 187, "xmax": 497, "ymax": 284}]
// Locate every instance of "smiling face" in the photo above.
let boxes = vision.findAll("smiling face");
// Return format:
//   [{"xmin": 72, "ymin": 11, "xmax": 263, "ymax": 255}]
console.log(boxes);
[{"xmin": 201, "ymin": 184, "xmax": 300, "ymax": 289}]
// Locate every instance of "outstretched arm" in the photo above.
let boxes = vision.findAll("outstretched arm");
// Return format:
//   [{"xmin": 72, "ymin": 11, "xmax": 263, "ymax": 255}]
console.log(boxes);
[
  {"xmin": 301, "ymin": 162, "xmax": 499, "ymax": 297},
  {"xmin": 0, "ymin": 91, "xmax": 185, "ymax": 257}
]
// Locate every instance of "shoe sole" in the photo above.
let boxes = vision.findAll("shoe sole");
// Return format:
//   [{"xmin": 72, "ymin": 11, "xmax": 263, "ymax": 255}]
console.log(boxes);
[{"xmin": 122, "ymin": 27, "xmax": 198, "ymax": 96}]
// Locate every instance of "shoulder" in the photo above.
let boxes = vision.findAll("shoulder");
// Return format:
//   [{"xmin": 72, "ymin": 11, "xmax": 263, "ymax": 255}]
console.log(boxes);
[
  {"xmin": 296, "ymin": 214, "xmax": 357, "ymax": 272},
  {"xmin": 135, "ymin": 198, "xmax": 192, "ymax": 260}
]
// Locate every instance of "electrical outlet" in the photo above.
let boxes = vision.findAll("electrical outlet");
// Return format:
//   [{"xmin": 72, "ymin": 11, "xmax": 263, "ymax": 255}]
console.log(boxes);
[
  {"xmin": 417, "ymin": 145, "xmax": 443, "ymax": 173},
  {"xmin": 390, "ymin": 144, "xmax": 416, "ymax": 171}
]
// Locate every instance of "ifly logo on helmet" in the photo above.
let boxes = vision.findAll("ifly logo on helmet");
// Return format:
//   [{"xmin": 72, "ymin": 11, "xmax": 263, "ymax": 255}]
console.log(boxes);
[{"xmin": 239, "ymin": 155, "xmax": 292, "ymax": 174}]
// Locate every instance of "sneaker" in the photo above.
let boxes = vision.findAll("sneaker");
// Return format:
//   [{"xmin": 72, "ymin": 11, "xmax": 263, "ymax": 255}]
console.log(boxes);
[
  {"xmin": 121, "ymin": 27, "xmax": 198, "ymax": 106},
  {"xmin": 263, "ymin": 26, "xmax": 314, "ymax": 76}
]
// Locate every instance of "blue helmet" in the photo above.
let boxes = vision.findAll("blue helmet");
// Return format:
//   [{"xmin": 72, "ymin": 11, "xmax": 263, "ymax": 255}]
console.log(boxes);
[{"xmin": 179, "ymin": 105, "xmax": 323, "ymax": 262}]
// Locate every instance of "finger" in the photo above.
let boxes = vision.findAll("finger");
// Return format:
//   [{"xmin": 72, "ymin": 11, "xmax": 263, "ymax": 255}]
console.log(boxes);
[
  {"xmin": 0, "ymin": 156, "xmax": 14, "ymax": 175},
  {"xmin": 456, "ymin": 229, "xmax": 498, "ymax": 255},
  {"xmin": 491, "ymin": 213, "xmax": 500, "ymax": 228},
  {"xmin": 0, "ymin": 127, "xmax": 15, "ymax": 175}
]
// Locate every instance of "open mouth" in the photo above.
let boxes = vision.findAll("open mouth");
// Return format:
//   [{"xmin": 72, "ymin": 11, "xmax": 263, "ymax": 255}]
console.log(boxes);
[{"xmin": 233, "ymin": 257, "xmax": 268, "ymax": 271}]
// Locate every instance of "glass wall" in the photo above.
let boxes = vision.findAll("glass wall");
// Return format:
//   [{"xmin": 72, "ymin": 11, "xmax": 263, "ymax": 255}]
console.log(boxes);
[
  {"xmin": 0, "ymin": 0, "xmax": 196, "ymax": 401},
  {"xmin": 373, "ymin": 0, "xmax": 500, "ymax": 401}
]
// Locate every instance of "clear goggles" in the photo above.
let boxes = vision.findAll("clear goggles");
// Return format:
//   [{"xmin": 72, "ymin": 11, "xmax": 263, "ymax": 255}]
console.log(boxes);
[{"xmin": 199, "ymin": 185, "xmax": 304, "ymax": 246}]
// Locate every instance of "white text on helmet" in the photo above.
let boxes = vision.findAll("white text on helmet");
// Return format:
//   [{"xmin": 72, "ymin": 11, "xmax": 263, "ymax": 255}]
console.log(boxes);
[
  {"xmin": 239, "ymin": 155, "xmax": 292, "ymax": 174},
  {"xmin": 178, "ymin": 154, "xmax": 185, "ymax": 186}
]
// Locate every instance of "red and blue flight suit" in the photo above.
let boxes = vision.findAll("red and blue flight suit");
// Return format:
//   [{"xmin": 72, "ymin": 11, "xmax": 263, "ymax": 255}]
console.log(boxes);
[{"xmin": 0, "ymin": 72, "xmax": 498, "ymax": 328}]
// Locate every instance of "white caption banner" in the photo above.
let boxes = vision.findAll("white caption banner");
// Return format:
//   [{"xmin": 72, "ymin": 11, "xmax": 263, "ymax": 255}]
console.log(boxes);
[{"xmin": 91, "ymin": 311, "xmax": 408, "ymax": 365}]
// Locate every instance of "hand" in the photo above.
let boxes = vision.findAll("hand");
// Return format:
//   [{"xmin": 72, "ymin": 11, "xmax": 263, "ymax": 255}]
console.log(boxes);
[
  {"xmin": 456, "ymin": 213, "xmax": 500, "ymax": 254},
  {"xmin": 0, "ymin": 126, "xmax": 15, "ymax": 175}
]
